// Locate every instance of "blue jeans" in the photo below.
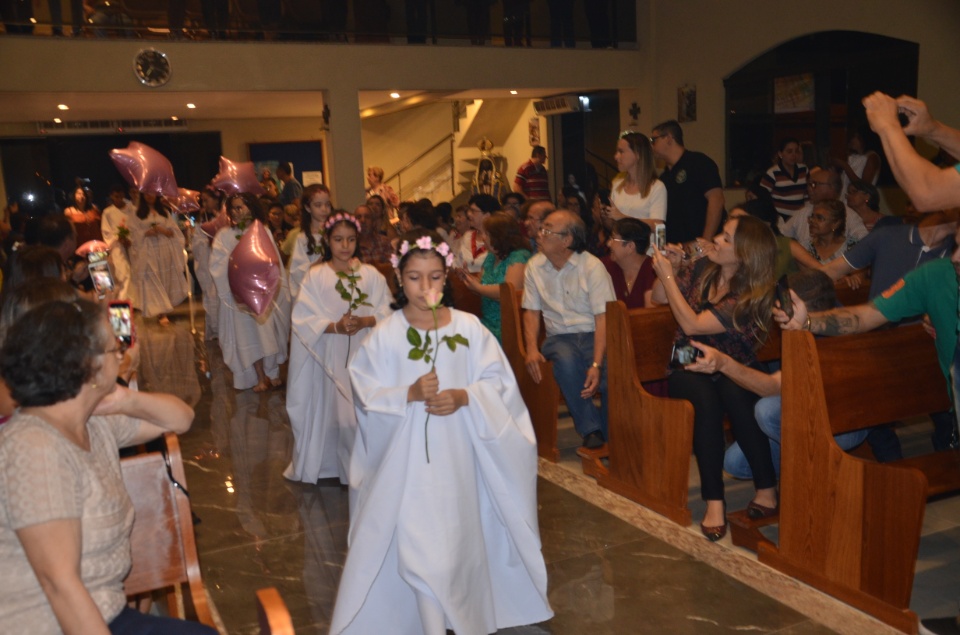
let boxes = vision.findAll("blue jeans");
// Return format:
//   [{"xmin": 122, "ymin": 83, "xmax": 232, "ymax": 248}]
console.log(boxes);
[
  {"xmin": 541, "ymin": 332, "xmax": 607, "ymax": 439},
  {"xmin": 109, "ymin": 607, "xmax": 217, "ymax": 635},
  {"xmin": 723, "ymin": 395, "xmax": 869, "ymax": 479}
]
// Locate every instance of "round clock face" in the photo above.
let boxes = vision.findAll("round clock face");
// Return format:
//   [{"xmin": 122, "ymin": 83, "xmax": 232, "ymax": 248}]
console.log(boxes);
[{"xmin": 134, "ymin": 49, "xmax": 171, "ymax": 87}]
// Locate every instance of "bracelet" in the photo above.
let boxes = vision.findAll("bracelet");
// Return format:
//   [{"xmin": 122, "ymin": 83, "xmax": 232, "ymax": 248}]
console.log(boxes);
[
  {"xmin": 591, "ymin": 361, "xmax": 601, "ymax": 369},
  {"xmin": 334, "ymin": 322, "xmax": 340, "ymax": 334},
  {"xmin": 804, "ymin": 315, "xmax": 812, "ymax": 331}
]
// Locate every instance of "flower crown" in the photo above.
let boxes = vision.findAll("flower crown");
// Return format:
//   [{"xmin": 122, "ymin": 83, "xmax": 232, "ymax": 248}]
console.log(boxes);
[
  {"xmin": 324, "ymin": 212, "xmax": 362, "ymax": 234},
  {"xmin": 390, "ymin": 236, "xmax": 455, "ymax": 269}
]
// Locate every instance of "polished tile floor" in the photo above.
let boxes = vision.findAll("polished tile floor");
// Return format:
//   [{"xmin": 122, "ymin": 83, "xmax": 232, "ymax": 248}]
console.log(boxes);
[{"xmin": 135, "ymin": 304, "xmax": 959, "ymax": 634}]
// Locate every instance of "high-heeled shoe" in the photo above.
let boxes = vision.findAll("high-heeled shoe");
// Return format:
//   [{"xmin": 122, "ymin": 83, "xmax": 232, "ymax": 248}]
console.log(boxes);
[
  {"xmin": 746, "ymin": 499, "xmax": 779, "ymax": 520},
  {"xmin": 700, "ymin": 502, "xmax": 727, "ymax": 542}
]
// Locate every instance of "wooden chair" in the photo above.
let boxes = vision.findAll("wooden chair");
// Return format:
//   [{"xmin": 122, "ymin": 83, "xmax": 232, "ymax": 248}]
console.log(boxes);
[
  {"xmin": 758, "ymin": 326, "xmax": 956, "ymax": 633},
  {"xmin": 121, "ymin": 433, "xmax": 215, "ymax": 628},
  {"xmin": 500, "ymin": 282, "xmax": 561, "ymax": 461},
  {"xmin": 256, "ymin": 587, "xmax": 295, "ymax": 635}
]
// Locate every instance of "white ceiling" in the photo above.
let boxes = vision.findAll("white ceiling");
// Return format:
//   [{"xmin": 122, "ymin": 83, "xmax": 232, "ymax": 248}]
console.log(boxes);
[{"xmin": 0, "ymin": 88, "xmax": 584, "ymax": 123}]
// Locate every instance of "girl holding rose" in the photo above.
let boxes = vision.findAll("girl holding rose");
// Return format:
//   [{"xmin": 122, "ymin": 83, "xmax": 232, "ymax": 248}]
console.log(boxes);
[
  {"xmin": 330, "ymin": 228, "xmax": 552, "ymax": 635},
  {"xmin": 284, "ymin": 212, "xmax": 392, "ymax": 485}
]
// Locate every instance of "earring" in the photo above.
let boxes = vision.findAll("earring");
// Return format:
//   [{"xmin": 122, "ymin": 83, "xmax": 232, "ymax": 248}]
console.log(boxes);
[{"xmin": 91, "ymin": 382, "xmax": 98, "ymax": 389}]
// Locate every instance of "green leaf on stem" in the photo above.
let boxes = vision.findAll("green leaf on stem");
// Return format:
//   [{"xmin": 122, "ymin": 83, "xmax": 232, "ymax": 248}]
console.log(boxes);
[{"xmin": 407, "ymin": 327, "xmax": 422, "ymax": 347}]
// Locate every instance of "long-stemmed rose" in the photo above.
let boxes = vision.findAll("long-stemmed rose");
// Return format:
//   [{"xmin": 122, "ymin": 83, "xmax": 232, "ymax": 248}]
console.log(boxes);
[
  {"xmin": 335, "ymin": 257, "xmax": 371, "ymax": 366},
  {"xmin": 406, "ymin": 289, "xmax": 469, "ymax": 462}
]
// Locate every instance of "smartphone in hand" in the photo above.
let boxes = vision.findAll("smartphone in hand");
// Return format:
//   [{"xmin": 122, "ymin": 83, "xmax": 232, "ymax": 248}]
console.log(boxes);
[{"xmin": 776, "ymin": 274, "xmax": 793, "ymax": 318}]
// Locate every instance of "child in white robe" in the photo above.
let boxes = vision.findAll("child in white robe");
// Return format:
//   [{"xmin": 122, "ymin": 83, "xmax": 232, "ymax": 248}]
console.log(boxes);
[
  {"xmin": 331, "ymin": 229, "xmax": 553, "ymax": 635},
  {"xmin": 192, "ymin": 187, "xmax": 225, "ymax": 341},
  {"xmin": 209, "ymin": 193, "xmax": 290, "ymax": 392},
  {"xmin": 284, "ymin": 212, "xmax": 392, "ymax": 484},
  {"xmin": 288, "ymin": 184, "xmax": 333, "ymax": 302},
  {"xmin": 128, "ymin": 192, "xmax": 189, "ymax": 324}
]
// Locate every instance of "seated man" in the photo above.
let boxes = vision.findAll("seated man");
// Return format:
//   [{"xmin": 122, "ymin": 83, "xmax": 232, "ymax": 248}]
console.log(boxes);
[
  {"xmin": 523, "ymin": 210, "xmax": 615, "ymax": 449},
  {"xmin": 782, "ymin": 167, "xmax": 868, "ymax": 245},
  {"xmin": 682, "ymin": 271, "xmax": 867, "ymax": 480}
]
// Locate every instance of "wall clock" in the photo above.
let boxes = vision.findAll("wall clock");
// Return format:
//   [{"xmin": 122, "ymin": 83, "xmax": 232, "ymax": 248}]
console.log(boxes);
[{"xmin": 134, "ymin": 48, "xmax": 171, "ymax": 88}]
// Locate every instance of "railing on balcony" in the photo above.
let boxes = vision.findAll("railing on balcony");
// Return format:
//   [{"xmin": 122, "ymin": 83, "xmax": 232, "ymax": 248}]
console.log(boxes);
[{"xmin": 383, "ymin": 134, "xmax": 455, "ymax": 204}]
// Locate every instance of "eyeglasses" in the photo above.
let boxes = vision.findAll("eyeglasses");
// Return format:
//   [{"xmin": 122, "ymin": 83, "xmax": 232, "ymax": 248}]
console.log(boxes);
[
  {"xmin": 649, "ymin": 134, "xmax": 666, "ymax": 143},
  {"xmin": 539, "ymin": 227, "xmax": 568, "ymax": 238},
  {"xmin": 609, "ymin": 237, "xmax": 631, "ymax": 245}
]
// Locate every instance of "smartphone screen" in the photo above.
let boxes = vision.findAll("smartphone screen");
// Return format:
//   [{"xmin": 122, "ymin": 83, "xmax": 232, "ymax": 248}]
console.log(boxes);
[
  {"xmin": 776, "ymin": 274, "xmax": 793, "ymax": 318},
  {"xmin": 108, "ymin": 301, "xmax": 134, "ymax": 348},
  {"xmin": 87, "ymin": 251, "xmax": 114, "ymax": 297},
  {"xmin": 655, "ymin": 224, "xmax": 666, "ymax": 252}
]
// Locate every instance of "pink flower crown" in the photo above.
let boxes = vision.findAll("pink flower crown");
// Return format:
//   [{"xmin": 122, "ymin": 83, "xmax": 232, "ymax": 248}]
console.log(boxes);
[
  {"xmin": 390, "ymin": 236, "xmax": 455, "ymax": 269},
  {"xmin": 324, "ymin": 212, "xmax": 362, "ymax": 234}
]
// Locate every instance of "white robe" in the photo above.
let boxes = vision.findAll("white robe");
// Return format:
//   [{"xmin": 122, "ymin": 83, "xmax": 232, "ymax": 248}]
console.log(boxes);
[
  {"xmin": 331, "ymin": 310, "xmax": 553, "ymax": 635},
  {"xmin": 209, "ymin": 227, "xmax": 290, "ymax": 390},
  {"xmin": 100, "ymin": 202, "xmax": 134, "ymax": 301},
  {"xmin": 284, "ymin": 262, "xmax": 392, "ymax": 485},
  {"xmin": 191, "ymin": 228, "xmax": 219, "ymax": 340},
  {"xmin": 288, "ymin": 231, "xmax": 324, "ymax": 303},
  {"xmin": 127, "ymin": 210, "xmax": 189, "ymax": 317}
]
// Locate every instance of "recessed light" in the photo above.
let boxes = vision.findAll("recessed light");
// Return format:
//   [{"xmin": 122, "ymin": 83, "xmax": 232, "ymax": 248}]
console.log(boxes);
[
  {"xmin": 29, "ymin": 17, "xmax": 36, "ymax": 23},
  {"xmin": 171, "ymin": 116, "xmax": 179, "ymax": 121},
  {"xmin": 389, "ymin": 92, "xmax": 400, "ymax": 99},
  {"xmin": 57, "ymin": 104, "xmax": 69, "ymax": 110},
  {"xmin": 510, "ymin": 90, "xmax": 518, "ymax": 95},
  {"xmin": 53, "ymin": 118, "xmax": 62, "ymax": 124},
  {"xmin": 186, "ymin": 103, "xmax": 196, "ymax": 109}
]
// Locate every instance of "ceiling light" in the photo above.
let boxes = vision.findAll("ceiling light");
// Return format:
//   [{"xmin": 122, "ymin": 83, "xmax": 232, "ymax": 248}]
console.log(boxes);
[
  {"xmin": 53, "ymin": 118, "xmax": 62, "ymax": 124},
  {"xmin": 29, "ymin": 17, "xmax": 36, "ymax": 23},
  {"xmin": 171, "ymin": 116, "xmax": 179, "ymax": 121},
  {"xmin": 186, "ymin": 103, "xmax": 196, "ymax": 109},
  {"xmin": 389, "ymin": 92, "xmax": 400, "ymax": 99},
  {"xmin": 510, "ymin": 90, "xmax": 518, "ymax": 95},
  {"xmin": 57, "ymin": 104, "xmax": 69, "ymax": 110}
]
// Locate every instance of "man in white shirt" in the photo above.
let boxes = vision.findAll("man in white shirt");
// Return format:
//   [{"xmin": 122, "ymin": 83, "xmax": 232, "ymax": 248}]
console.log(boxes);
[
  {"xmin": 522, "ymin": 210, "xmax": 615, "ymax": 449},
  {"xmin": 100, "ymin": 184, "xmax": 134, "ymax": 300},
  {"xmin": 782, "ymin": 167, "xmax": 868, "ymax": 245}
]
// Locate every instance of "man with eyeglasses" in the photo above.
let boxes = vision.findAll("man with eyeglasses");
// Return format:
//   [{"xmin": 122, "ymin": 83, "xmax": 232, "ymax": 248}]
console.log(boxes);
[
  {"xmin": 522, "ymin": 210, "xmax": 615, "ymax": 450},
  {"xmin": 782, "ymin": 167, "xmax": 868, "ymax": 247},
  {"xmin": 650, "ymin": 119, "xmax": 724, "ymax": 246},
  {"xmin": 522, "ymin": 199, "xmax": 556, "ymax": 253}
]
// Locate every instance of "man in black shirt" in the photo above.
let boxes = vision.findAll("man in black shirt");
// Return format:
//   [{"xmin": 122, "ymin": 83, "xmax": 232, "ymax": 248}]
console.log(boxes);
[{"xmin": 651, "ymin": 120, "xmax": 724, "ymax": 245}]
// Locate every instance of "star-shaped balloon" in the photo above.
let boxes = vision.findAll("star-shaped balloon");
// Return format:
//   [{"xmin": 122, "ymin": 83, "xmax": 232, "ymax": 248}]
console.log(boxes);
[
  {"xmin": 109, "ymin": 142, "xmax": 179, "ymax": 199},
  {"xmin": 211, "ymin": 156, "xmax": 265, "ymax": 196},
  {"xmin": 169, "ymin": 188, "xmax": 200, "ymax": 215},
  {"xmin": 228, "ymin": 220, "xmax": 281, "ymax": 317}
]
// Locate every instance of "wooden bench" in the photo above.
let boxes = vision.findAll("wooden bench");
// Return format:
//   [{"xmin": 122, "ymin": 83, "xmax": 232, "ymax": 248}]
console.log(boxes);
[
  {"xmin": 500, "ymin": 282, "xmax": 561, "ymax": 461},
  {"xmin": 587, "ymin": 300, "xmax": 782, "ymax": 526},
  {"xmin": 450, "ymin": 269, "xmax": 484, "ymax": 318},
  {"xmin": 755, "ymin": 326, "xmax": 957, "ymax": 633},
  {"xmin": 122, "ymin": 433, "xmax": 215, "ymax": 628},
  {"xmin": 257, "ymin": 587, "xmax": 295, "ymax": 634}
]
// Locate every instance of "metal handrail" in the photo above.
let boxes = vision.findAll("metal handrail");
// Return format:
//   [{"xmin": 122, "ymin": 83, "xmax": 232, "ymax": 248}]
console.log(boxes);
[
  {"xmin": 585, "ymin": 148, "xmax": 620, "ymax": 189},
  {"xmin": 384, "ymin": 134, "xmax": 455, "ymax": 186}
]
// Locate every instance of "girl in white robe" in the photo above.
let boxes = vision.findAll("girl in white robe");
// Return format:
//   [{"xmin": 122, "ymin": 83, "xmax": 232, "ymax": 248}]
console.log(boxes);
[
  {"xmin": 284, "ymin": 213, "xmax": 392, "ymax": 484},
  {"xmin": 288, "ymin": 184, "xmax": 333, "ymax": 302},
  {"xmin": 209, "ymin": 193, "xmax": 290, "ymax": 392},
  {"xmin": 128, "ymin": 192, "xmax": 189, "ymax": 324},
  {"xmin": 331, "ymin": 229, "xmax": 552, "ymax": 635},
  {"xmin": 193, "ymin": 187, "xmax": 225, "ymax": 340}
]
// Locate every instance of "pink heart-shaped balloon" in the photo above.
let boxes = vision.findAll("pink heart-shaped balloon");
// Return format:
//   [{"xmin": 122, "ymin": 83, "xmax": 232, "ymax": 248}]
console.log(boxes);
[{"xmin": 228, "ymin": 220, "xmax": 280, "ymax": 317}]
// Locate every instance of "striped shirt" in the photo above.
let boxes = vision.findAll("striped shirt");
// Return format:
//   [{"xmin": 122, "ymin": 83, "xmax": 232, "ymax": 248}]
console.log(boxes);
[{"xmin": 760, "ymin": 161, "xmax": 808, "ymax": 217}]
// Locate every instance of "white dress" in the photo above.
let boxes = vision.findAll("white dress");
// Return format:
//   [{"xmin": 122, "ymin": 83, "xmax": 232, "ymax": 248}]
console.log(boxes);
[
  {"xmin": 284, "ymin": 262, "xmax": 392, "ymax": 485},
  {"xmin": 191, "ymin": 225, "xmax": 219, "ymax": 340},
  {"xmin": 128, "ymin": 210, "xmax": 189, "ymax": 317},
  {"xmin": 610, "ymin": 176, "xmax": 667, "ymax": 224},
  {"xmin": 331, "ymin": 310, "xmax": 553, "ymax": 635},
  {"xmin": 100, "ymin": 202, "xmax": 134, "ymax": 301},
  {"xmin": 288, "ymin": 232, "xmax": 324, "ymax": 303},
  {"xmin": 209, "ymin": 227, "xmax": 290, "ymax": 390}
]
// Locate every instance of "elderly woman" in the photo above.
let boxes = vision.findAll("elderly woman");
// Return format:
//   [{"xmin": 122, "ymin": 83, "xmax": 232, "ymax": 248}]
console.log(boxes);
[
  {"xmin": 459, "ymin": 211, "xmax": 531, "ymax": 342},
  {"xmin": 804, "ymin": 199, "xmax": 853, "ymax": 264},
  {"xmin": 651, "ymin": 214, "xmax": 779, "ymax": 541},
  {"xmin": 0, "ymin": 300, "xmax": 210, "ymax": 635},
  {"xmin": 603, "ymin": 218, "xmax": 656, "ymax": 308}
]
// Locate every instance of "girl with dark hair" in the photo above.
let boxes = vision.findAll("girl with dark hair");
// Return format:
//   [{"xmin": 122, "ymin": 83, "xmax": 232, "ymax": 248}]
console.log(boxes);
[
  {"xmin": 63, "ymin": 185, "xmax": 102, "ymax": 244},
  {"xmin": 285, "ymin": 212, "xmax": 392, "ymax": 484},
  {"xmin": 290, "ymin": 184, "xmax": 332, "ymax": 300},
  {"xmin": 459, "ymin": 211, "xmax": 531, "ymax": 342},
  {"xmin": 209, "ymin": 193, "xmax": 290, "ymax": 392},
  {"xmin": 650, "ymin": 214, "xmax": 779, "ymax": 541},
  {"xmin": 330, "ymin": 227, "xmax": 552, "ymax": 634},
  {"xmin": 128, "ymin": 192, "xmax": 189, "ymax": 325}
]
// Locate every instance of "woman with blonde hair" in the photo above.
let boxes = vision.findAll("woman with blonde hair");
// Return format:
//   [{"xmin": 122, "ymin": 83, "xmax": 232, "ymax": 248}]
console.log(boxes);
[
  {"xmin": 650, "ymin": 214, "xmax": 778, "ymax": 541},
  {"xmin": 603, "ymin": 131, "xmax": 667, "ymax": 231}
]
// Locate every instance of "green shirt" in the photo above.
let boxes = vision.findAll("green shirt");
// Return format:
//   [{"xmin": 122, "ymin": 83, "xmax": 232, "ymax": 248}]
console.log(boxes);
[{"xmin": 872, "ymin": 258, "xmax": 958, "ymax": 386}]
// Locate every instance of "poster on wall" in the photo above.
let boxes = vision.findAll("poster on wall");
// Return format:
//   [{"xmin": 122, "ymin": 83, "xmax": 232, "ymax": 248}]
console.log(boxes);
[
  {"xmin": 302, "ymin": 171, "xmax": 323, "ymax": 186},
  {"xmin": 677, "ymin": 85, "xmax": 697, "ymax": 123},
  {"xmin": 528, "ymin": 117, "xmax": 541, "ymax": 146},
  {"xmin": 774, "ymin": 73, "xmax": 815, "ymax": 113}
]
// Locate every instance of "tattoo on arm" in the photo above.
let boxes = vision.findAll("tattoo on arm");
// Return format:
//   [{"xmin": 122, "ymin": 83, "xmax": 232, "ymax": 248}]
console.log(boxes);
[{"xmin": 812, "ymin": 310, "xmax": 861, "ymax": 336}]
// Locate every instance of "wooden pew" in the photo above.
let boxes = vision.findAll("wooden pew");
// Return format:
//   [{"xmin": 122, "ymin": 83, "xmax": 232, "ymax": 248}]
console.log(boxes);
[
  {"xmin": 757, "ymin": 326, "xmax": 957, "ymax": 634},
  {"xmin": 500, "ymin": 281, "xmax": 561, "ymax": 461},
  {"xmin": 450, "ymin": 269, "xmax": 484, "ymax": 318},
  {"xmin": 257, "ymin": 587, "xmax": 295, "ymax": 635},
  {"xmin": 122, "ymin": 433, "xmax": 215, "ymax": 628}
]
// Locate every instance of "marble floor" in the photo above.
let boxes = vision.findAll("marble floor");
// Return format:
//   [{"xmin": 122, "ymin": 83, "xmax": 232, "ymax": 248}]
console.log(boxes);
[{"xmin": 134, "ymin": 303, "xmax": 959, "ymax": 634}]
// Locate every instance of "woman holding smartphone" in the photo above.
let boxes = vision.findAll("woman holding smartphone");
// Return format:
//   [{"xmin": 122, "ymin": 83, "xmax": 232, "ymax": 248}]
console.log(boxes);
[{"xmin": 649, "ymin": 214, "xmax": 778, "ymax": 541}]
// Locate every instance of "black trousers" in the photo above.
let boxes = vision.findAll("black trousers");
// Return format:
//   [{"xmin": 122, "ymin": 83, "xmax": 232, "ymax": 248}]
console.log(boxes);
[{"xmin": 668, "ymin": 369, "xmax": 777, "ymax": 501}]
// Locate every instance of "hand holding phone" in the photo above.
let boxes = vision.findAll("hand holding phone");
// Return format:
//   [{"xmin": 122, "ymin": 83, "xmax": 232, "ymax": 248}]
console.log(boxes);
[
  {"xmin": 88, "ymin": 251, "xmax": 115, "ymax": 298},
  {"xmin": 108, "ymin": 301, "xmax": 135, "ymax": 349},
  {"xmin": 776, "ymin": 274, "xmax": 793, "ymax": 319}
]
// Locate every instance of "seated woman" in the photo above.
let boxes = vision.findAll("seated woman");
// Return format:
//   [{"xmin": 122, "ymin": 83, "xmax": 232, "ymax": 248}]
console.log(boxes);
[
  {"xmin": 0, "ymin": 299, "xmax": 211, "ymax": 634},
  {"xmin": 727, "ymin": 198, "xmax": 822, "ymax": 278},
  {"xmin": 459, "ymin": 211, "xmax": 531, "ymax": 342},
  {"xmin": 603, "ymin": 218, "xmax": 656, "ymax": 309},
  {"xmin": 803, "ymin": 199, "xmax": 855, "ymax": 264},
  {"xmin": 650, "ymin": 214, "xmax": 778, "ymax": 541}
]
